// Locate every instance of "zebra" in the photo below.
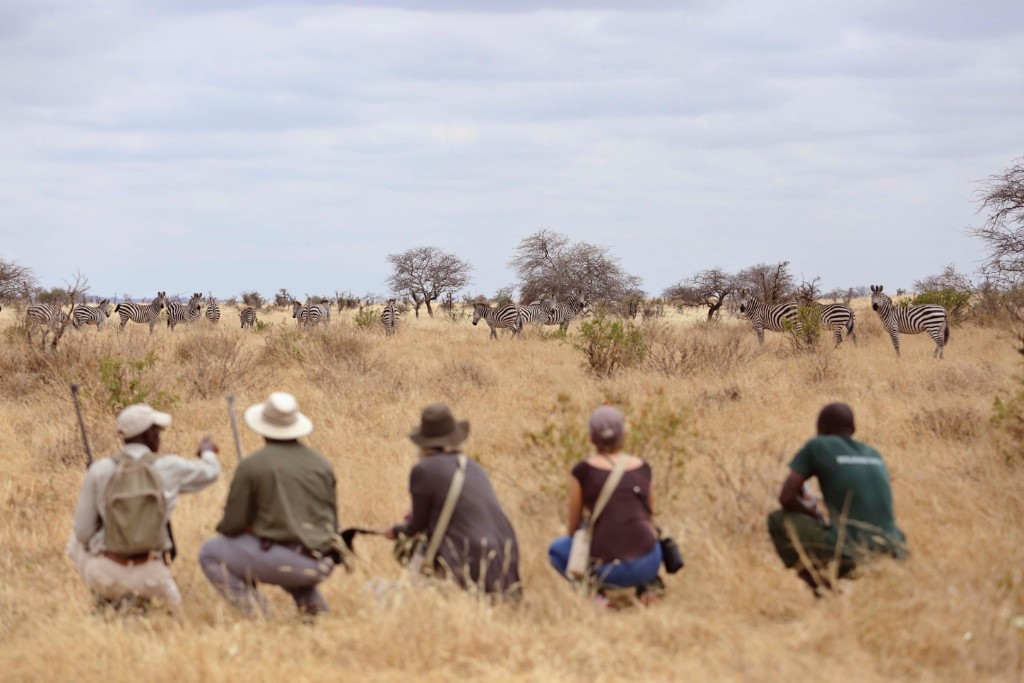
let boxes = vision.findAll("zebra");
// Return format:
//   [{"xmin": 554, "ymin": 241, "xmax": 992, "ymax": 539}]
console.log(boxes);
[
  {"xmin": 72, "ymin": 299, "xmax": 111, "ymax": 332},
  {"xmin": 115, "ymin": 291, "xmax": 167, "ymax": 334},
  {"xmin": 205, "ymin": 299, "xmax": 221, "ymax": 324},
  {"xmin": 547, "ymin": 290, "xmax": 588, "ymax": 332},
  {"xmin": 239, "ymin": 306, "xmax": 257, "ymax": 330},
  {"xmin": 517, "ymin": 299, "xmax": 556, "ymax": 327},
  {"xmin": 26, "ymin": 303, "xmax": 70, "ymax": 349},
  {"xmin": 166, "ymin": 292, "xmax": 204, "ymax": 330},
  {"xmin": 798, "ymin": 298, "xmax": 856, "ymax": 346},
  {"xmin": 292, "ymin": 300, "xmax": 306, "ymax": 326},
  {"xmin": 738, "ymin": 291, "xmax": 801, "ymax": 347},
  {"xmin": 381, "ymin": 299, "xmax": 399, "ymax": 336},
  {"xmin": 472, "ymin": 302, "xmax": 523, "ymax": 340},
  {"xmin": 870, "ymin": 285, "xmax": 949, "ymax": 359},
  {"xmin": 303, "ymin": 300, "xmax": 331, "ymax": 328}
]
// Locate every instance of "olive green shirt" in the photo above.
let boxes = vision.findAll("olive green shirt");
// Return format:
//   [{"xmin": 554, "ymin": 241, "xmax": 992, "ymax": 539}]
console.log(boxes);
[{"xmin": 216, "ymin": 441, "xmax": 338, "ymax": 553}]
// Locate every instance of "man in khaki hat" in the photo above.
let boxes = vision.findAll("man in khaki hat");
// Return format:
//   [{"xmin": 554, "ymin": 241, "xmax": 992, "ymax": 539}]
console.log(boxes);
[
  {"xmin": 199, "ymin": 391, "xmax": 340, "ymax": 615},
  {"xmin": 384, "ymin": 402, "xmax": 521, "ymax": 598},
  {"xmin": 68, "ymin": 404, "xmax": 221, "ymax": 613}
]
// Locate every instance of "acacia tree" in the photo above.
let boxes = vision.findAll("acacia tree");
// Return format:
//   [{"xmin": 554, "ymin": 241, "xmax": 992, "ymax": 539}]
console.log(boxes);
[
  {"xmin": 0, "ymin": 256, "xmax": 37, "ymax": 303},
  {"xmin": 972, "ymin": 157, "xmax": 1024, "ymax": 286},
  {"xmin": 663, "ymin": 267, "xmax": 737, "ymax": 322},
  {"xmin": 736, "ymin": 261, "xmax": 796, "ymax": 305},
  {"xmin": 509, "ymin": 229, "xmax": 641, "ymax": 304},
  {"xmin": 386, "ymin": 246, "xmax": 472, "ymax": 317}
]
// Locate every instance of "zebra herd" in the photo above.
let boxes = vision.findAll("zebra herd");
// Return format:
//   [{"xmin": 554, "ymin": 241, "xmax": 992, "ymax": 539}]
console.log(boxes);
[
  {"xmin": 737, "ymin": 285, "xmax": 950, "ymax": 358},
  {"xmin": 471, "ymin": 291, "xmax": 589, "ymax": 340},
  {"xmin": 14, "ymin": 285, "xmax": 951, "ymax": 357}
]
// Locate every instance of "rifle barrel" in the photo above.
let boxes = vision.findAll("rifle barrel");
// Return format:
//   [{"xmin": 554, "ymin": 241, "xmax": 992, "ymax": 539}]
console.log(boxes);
[{"xmin": 70, "ymin": 384, "xmax": 93, "ymax": 467}]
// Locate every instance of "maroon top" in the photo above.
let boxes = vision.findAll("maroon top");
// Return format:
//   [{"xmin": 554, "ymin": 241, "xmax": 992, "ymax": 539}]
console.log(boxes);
[{"xmin": 572, "ymin": 459, "xmax": 657, "ymax": 563}]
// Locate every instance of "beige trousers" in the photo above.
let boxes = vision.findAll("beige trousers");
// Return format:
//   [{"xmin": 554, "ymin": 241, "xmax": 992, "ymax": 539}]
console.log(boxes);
[{"xmin": 67, "ymin": 539, "xmax": 182, "ymax": 612}]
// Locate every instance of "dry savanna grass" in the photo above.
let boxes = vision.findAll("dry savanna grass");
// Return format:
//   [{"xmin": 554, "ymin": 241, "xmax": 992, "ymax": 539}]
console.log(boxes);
[{"xmin": 1, "ymin": 300, "xmax": 1022, "ymax": 682}]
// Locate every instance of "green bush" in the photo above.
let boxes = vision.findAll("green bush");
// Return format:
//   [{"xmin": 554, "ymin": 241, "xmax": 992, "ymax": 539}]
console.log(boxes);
[
  {"xmin": 912, "ymin": 289, "xmax": 973, "ymax": 325},
  {"xmin": 98, "ymin": 351, "xmax": 177, "ymax": 415},
  {"xmin": 353, "ymin": 306, "xmax": 379, "ymax": 330},
  {"xmin": 992, "ymin": 332, "xmax": 1024, "ymax": 464},
  {"xmin": 572, "ymin": 314, "xmax": 645, "ymax": 377}
]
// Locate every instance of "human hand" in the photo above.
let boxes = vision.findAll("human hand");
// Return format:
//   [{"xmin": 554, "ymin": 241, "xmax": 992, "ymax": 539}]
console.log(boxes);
[
  {"xmin": 197, "ymin": 435, "xmax": 219, "ymax": 457},
  {"xmin": 383, "ymin": 526, "xmax": 397, "ymax": 541}
]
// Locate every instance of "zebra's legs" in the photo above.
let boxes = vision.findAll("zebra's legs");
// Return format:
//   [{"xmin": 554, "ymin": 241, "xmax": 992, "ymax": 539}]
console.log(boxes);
[{"xmin": 888, "ymin": 330, "xmax": 901, "ymax": 356}]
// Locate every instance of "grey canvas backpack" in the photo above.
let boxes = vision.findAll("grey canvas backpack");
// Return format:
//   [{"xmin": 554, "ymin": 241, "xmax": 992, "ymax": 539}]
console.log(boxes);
[{"xmin": 103, "ymin": 452, "xmax": 167, "ymax": 555}]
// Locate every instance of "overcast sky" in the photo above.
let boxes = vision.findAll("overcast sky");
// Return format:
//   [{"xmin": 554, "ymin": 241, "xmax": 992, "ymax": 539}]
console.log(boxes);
[{"xmin": 2, "ymin": 0, "xmax": 1022, "ymax": 300}]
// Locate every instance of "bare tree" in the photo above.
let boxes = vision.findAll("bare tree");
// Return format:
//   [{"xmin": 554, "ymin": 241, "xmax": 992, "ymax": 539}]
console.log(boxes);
[
  {"xmin": 736, "ymin": 261, "xmax": 796, "ymax": 305},
  {"xmin": 510, "ymin": 229, "xmax": 642, "ymax": 304},
  {"xmin": 386, "ymin": 246, "xmax": 473, "ymax": 318},
  {"xmin": 0, "ymin": 256, "xmax": 37, "ymax": 303},
  {"xmin": 972, "ymin": 157, "xmax": 1024, "ymax": 286},
  {"xmin": 663, "ymin": 267, "xmax": 737, "ymax": 322}
]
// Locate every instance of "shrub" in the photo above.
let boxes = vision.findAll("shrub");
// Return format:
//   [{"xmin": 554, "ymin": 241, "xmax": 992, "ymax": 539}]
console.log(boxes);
[
  {"xmin": 642, "ymin": 322, "xmax": 752, "ymax": 377},
  {"xmin": 992, "ymin": 332, "xmax": 1024, "ymax": 463},
  {"xmin": 571, "ymin": 314, "xmax": 645, "ymax": 377},
  {"xmin": 171, "ymin": 328, "xmax": 268, "ymax": 399},
  {"xmin": 912, "ymin": 289, "xmax": 973, "ymax": 325},
  {"xmin": 353, "ymin": 306, "xmax": 379, "ymax": 330},
  {"xmin": 98, "ymin": 351, "xmax": 177, "ymax": 415}
]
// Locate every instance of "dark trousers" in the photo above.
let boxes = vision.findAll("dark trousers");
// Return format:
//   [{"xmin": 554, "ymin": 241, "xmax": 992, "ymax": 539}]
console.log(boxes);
[{"xmin": 767, "ymin": 510, "xmax": 855, "ymax": 591}]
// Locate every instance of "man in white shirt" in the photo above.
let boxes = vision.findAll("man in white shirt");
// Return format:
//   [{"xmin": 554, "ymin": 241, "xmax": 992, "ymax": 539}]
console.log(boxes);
[{"xmin": 68, "ymin": 404, "xmax": 221, "ymax": 613}]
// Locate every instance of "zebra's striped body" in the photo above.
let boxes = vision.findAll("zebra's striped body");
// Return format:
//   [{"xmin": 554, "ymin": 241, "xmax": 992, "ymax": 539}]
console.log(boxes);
[
  {"xmin": 115, "ymin": 292, "xmax": 167, "ymax": 334},
  {"xmin": 381, "ymin": 299, "xmax": 399, "ymax": 336},
  {"xmin": 292, "ymin": 300, "xmax": 330, "ymax": 328},
  {"xmin": 166, "ymin": 292, "xmax": 203, "ymax": 330},
  {"xmin": 870, "ymin": 285, "xmax": 949, "ymax": 359},
  {"xmin": 205, "ymin": 301, "xmax": 221, "ymax": 324},
  {"xmin": 472, "ymin": 302, "xmax": 522, "ymax": 340},
  {"xmin": 517, "ymin": 300, "xmax": 556, "ymax": 327},
  {"xmin": 239, "ymin": 306, "xmax": 257, "ymax": 330},
  {"xmin": 547, "ymin": 291, "xmax": 588, "ymax": 332},
  {"xmin": 738, "ymin": 293, "xmax": 800, "ymax": 346},
  {"xmin": 292, "ymin": 300, "xmax": 306, "ymax": 326},
  {"xmin": 72, "ymin": 300, "xmax": 111, "ymax": 332},
  {"xmin": 26, "ymin": 304, "xmax": 70, "ymax": 349},
  {"xmin": 801, "ymin": 300, "xmax": 856, "ymax": 346}
]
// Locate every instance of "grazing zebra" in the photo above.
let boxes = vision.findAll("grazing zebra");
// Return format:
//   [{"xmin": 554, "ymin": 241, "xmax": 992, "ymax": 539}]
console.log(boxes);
[
  {"xmin": 205, "ymin": 300, "xmax": 221, "ymax": 324},
  {"xmin": 472, "ymin": 302, "xmax": 523, "ymax": 340},
  {"xmin": 799, "ymin": 298, "xmax": 856, "ymax": 346},
  {"xmin": 26, "ymin": 304, "xmax": 70, "ymax": 349},
  {"xmin": 166, "ymin": 292, "xmax": 204, "ymax": 330},
  {"xmin": 547, "ymin": 291, "xmax": 588, "ymax": 332},
  {"xmin": 239, "ymin": 306, "xmax": 257, "ymax": 330},
  {"xmin": 72, "ymin": 299, "xmax": 111, "ymax": 332},
  {"xmin": 870, "ymin": 285, "xmax": 949, "ymax": 359},
  {"xmin": 115, "ymin": 291, "xmax": 167, "ymax": 334},
  {"xmin": 381, "ymin": 299, "xmax": 399, "ymax": 336},
  {"xmin": 738, "ymin": 291, "xmax": 801, "ymax": 347}
]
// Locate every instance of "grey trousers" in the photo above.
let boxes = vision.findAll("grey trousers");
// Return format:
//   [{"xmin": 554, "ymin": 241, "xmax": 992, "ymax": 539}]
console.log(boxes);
[{"xmin": 199, "ymin": 534, "xmax": 335, "ymax": 614}]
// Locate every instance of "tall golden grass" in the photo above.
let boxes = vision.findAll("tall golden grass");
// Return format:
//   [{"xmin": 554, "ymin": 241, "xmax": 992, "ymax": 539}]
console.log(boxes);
[{"xmin": 0, "ymin": 301, "xmax": 1021, "ymax": 682}]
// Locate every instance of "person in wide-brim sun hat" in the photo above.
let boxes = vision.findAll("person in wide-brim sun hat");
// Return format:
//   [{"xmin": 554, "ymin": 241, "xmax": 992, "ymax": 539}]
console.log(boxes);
[
  {"xmin": 408, "ymin": 402, "xmax": 469, "ymax": 451},
  {"xmin": 243, "ymin": 391, "xmax": 313, "ymax": 440}
]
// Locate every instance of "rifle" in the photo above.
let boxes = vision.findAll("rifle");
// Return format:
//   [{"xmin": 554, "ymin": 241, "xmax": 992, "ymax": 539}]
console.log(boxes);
[
  {"xmin": 227, "ymin": 394, "xmax": 243, "ymax": 463},
  {"xmin": 340, "ymin": 527, "xmax": 383, "ymax": 553},
  {"xmin": 70, "ymin": 384, "xmax": 92, "ymax": 468}
]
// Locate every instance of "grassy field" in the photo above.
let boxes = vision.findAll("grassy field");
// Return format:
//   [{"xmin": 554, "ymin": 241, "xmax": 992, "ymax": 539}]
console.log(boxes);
[{"xmin": 1, "ymin": 300, "xmax": 1022, "ymax": 682}]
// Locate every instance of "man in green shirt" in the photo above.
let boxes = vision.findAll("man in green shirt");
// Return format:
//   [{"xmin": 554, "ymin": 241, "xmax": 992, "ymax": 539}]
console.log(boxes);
[
  {"xmin": 767, "ymin": 403, "xmax": 908, "ymax": 596},
  {"xmin": 199, "ymin": 392, "xmax": 341, "ymax": 615}
]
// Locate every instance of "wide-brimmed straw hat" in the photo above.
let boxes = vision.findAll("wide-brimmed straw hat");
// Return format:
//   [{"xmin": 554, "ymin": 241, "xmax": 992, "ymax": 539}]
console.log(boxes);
[
  {"xmin": 409, "ymin": 403, "xmax": 469, "ymax": 449},
  {"xmin": 244, "ymin": 391, "xmax": 313, "ymax": 440}
]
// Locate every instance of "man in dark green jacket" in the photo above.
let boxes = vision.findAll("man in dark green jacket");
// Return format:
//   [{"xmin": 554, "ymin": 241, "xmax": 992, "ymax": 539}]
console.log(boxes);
[
  {"xmin": 767, "ymin": 403, "xmax": 908, "ymax": 596},
  {"xmin": 200, "ymin": 392, "xmax": 340, "ymax": 615}
]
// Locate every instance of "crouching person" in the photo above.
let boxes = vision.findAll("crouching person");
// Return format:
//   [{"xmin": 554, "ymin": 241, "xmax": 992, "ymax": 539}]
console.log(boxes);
[
  {"xmin": 548, "ymin": 406, "xmax": 664, "ymax": 605},
  {"xmin": 200, "ymin": 392, "xmax": 340, "ymax": 616},
  {"xmin": 383, "ymin": 403, "xmax": 522, "ymax": 600},
  {"xmin": 68, "ymin": 404, "xmax": 221, "ymax": 614},
  {"xmin": 767, "ymin": 403, "xmax": 908, "ymax": 597}
]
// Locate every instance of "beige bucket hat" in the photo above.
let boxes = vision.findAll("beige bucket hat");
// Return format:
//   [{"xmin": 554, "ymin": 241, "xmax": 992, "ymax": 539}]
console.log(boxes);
[
  {"xmin": 244, "ymin": 392, "xmax": 313, "ymax": 440},
  {"xmin": 409, "ymin": 403, "xmax": 469, "ymax": 449},
  {"xmin": 117, "ymin": 404, "xmax": 172, "ymax": 439}
]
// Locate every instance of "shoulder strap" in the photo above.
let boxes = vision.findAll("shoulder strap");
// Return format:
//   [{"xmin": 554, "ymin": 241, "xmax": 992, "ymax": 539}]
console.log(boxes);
[
  {"xmin": 588, "ymin": 456, "xmax": 627, "ymax": 530},
  {"xmin": 423, "ymin": 454, "xmax": 467, "ymax": 567}
]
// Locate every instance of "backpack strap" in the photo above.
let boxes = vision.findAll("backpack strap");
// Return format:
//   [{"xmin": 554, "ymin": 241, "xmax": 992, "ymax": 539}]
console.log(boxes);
[
  {"xmin": 423, "ymin": 454, "xmax": 467, "ymax": 568},
  {"xmin": 587, "ymin": 455, "xmax": 627, "ymax": 531}
]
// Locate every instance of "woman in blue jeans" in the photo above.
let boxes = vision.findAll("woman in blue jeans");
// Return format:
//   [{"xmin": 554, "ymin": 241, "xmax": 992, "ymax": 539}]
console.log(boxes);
[{"xmin": 548, "ymin": 405, "xmax": 663, "ymax": 604}]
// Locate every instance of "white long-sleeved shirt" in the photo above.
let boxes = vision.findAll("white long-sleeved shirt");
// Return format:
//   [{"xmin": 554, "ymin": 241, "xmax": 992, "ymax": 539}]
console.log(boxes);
[{"xmin": 72, "ymin": 442, "xmax": 221, "ymax": 553}]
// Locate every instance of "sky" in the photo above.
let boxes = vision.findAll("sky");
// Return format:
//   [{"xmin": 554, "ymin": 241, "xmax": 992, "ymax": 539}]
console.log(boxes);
[{"xmin": 2, "ymin": 0, "xmax": 1023, "ymax": 301}]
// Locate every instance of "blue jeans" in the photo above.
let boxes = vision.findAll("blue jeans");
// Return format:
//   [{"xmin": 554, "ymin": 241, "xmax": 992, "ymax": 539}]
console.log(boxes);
[{"xmin": 548, "ymin": 536, "xmax": 662, "ymax": 588}]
